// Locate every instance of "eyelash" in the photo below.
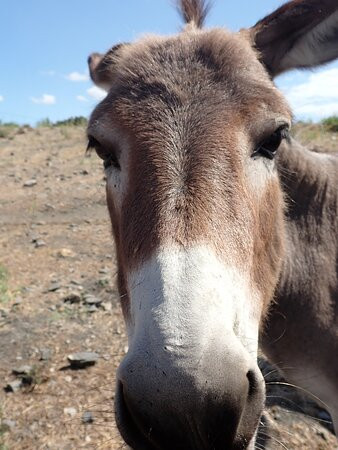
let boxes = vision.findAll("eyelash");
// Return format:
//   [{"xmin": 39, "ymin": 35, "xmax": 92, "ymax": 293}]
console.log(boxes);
[
  {"xmin": 252, "ymin": 126, "xmax": 289, "ymax": 160},
  {"xmin": 87, "ymin": 136, "xmax": 120, "ymax": 170}
]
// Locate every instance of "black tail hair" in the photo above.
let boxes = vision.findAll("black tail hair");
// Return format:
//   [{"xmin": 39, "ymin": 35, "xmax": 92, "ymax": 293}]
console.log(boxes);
[{"xmin": 178, "ymin": 0, "xmax": 211, "ymax": 28}]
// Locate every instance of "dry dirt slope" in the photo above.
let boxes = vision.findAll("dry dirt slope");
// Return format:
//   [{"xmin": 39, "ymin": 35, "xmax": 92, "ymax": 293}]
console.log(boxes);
[{"xmin": 0, "ymin": 125, "xmax": 337, "ymax": 450}]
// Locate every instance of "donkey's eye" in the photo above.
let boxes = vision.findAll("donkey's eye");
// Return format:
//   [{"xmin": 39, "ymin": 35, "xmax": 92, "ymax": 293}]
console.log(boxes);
[
  {"xmin": 253, "ymin": 126, "xmax": 289, "ymax": 160},
  {"xmin": 87, "ymin": 136, "xmax": 120, "ymax": 170}
]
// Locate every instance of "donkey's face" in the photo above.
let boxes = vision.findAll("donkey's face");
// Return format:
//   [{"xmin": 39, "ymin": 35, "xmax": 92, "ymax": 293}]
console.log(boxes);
[{"xmin": 87, "ymin": 1, "xmax": 338, "ymax": 448}]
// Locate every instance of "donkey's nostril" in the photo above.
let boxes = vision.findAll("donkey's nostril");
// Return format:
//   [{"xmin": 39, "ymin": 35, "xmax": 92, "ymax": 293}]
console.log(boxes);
[{"xmin": 247, "ymin": 369, "xmax": 259, "ymax": 398}]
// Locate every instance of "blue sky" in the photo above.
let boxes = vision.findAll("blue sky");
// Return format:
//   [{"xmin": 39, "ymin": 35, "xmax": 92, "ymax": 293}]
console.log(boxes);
[{"xmin": 1, "ymin": 0, "xmax": 337, "ymax": 125}]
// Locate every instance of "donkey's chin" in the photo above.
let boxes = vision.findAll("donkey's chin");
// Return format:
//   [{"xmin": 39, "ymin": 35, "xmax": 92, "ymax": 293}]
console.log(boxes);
[
  {"xmin": 115, "ymin": 376, "xmax": 264, "ymax": 450},
  {"xmin": 115, "ymin": 381, "xmax": 156, "ymax": 450}
]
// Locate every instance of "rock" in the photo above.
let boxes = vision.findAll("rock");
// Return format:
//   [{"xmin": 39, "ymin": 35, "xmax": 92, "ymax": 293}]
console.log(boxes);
[
  {"xmin": 47, "ymin": 282, "xmax": 61, "ymax": 292},
  {"xmin": 83, "ymin": 294, "xmax": 102, "ymax": 306},
  {"xmin": 63, "ymin": 292, "xmax": 81, "ymax": 304},
  {"xmin": 34, "ymin": 239, "xmax": 46, "ymax": 248},
  {"xmin": 4, "ymin": 379, "xmax": 23, "ymax": 392},
  {"xmin": 102, "ymin": 301, "xmax": 112, "ymax": 312},
  {"xmin": 30, "ymin": 233, "xmax": 40, "ymax": 243},
  {"xmin": 57, "ymin": 248, "xmax": 75, "ymax": 258},
  {"xmin": 82, "ymin": 411, "xmax": 94, "ymax": 424},
  {"xmin": 1, "ymin": 419, "xmax": 16, "ymax": 431},
  {"xmin": 67, "ymin": 352, "xmax": 99, "ymax": 369},
  {"xmin": 81, "ymin": 169, "xmax": 89, "ymax": 175},
  {"xmin": 98, "ymin": 267, "xmax": 109, "ymax": 274},
  {"xmin": 39, "ymin": 348, "xmax": 52, "ymax": 361},
  {"xmin": 86, "ymin": 305, "xmax": 98, "ymax": 313},
  {"xmin": 12, "ymin": 297, "xmax": 22, "ymax": 306},
  {"xmin": 12, "ymin": 365, "xmax": 32, "ymax": 376},
  {"xmin": 63, "ymin": 407, "xmax": 77, "ymax": 417},
  {"xmin": 23, "ymin": 179, "xmax": 37, "ymax": 187}
]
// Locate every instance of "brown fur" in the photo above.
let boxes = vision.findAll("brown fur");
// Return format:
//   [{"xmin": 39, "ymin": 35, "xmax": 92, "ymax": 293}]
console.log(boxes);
[
  {"xmin": 252, "ymin": 0, "xmax": 338, "ymax": 75},
  {"xmin": 178, "ymin": 0, "xmax": 211, "ymax": 28},
  {"xmin": 87, "ymin": 0, "xmax": 338, "ymax": 447},
  {"xmin": 262, "ymin": 140, "xmax": 338, "ymax": 406},
  {"xmin": 88, "ymin": 28, "xmax": 291, "ymax": 320}
]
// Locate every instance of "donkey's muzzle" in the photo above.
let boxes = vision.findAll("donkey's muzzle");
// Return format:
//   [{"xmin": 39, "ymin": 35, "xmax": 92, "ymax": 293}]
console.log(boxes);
[{"xmin": 115, "ymin": 353, "xmax": 264, "ymax": 449}]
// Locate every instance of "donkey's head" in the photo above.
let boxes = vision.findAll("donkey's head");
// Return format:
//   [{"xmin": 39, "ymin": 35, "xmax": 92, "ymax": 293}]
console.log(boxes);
[{"xmin": 87, "ymin": 1, "xmax": 338, "ymax": 448}]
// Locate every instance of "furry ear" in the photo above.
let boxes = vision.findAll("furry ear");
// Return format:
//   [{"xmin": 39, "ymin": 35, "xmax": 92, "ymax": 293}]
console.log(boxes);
[
  {"xmin": 250, "ymin": 0, "xmax": 338, "ymax": 77},
  {"xmin": 88, "ymin": 44, "xmax": 127, "ymax": 91}
]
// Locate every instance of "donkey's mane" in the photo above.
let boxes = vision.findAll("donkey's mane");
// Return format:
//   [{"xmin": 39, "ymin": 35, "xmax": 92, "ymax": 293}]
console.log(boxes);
[{"xmin": 178, "ymin": 0, "xmax": 211, "ymax": 28}]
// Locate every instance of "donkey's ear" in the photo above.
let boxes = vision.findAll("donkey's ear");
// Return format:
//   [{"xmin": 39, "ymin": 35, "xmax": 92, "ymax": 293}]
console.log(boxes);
[
  {"xmin": 88, "ymin": 43, "xmax": 127, "ymax": 91},
  {"xmin": 250, "ymin": 0, "xmax": 338, "ymax": 77}
]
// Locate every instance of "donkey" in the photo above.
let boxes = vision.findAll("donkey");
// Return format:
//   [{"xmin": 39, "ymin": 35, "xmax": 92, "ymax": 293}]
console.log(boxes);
[{"xmin": 87, "ymin": 0, "xmax": 338, "ymax": 448}]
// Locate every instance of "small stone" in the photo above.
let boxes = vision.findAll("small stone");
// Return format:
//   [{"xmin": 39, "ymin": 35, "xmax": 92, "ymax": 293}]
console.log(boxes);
[
  {"xmin": 12, "ymin": 297, "xmax": 22, "ymax": 306},
  {"xmin": 98, "ymin": 267, "xmax": 109, "ymax": 274},
  {"xmin": 81, "ymin": 169, "xmax": 89, "ymax": 175},
  {"xmin": 1, "ymin": 419, "xmax": 16, "ymax": 431},
  {"xmin": 63, "ymin": 292, "xmax": 81, "ymax": 304},
  {"xmin": 67, "ymin": 352, "xmax": 99, "ymax": 369},
  {"xmin": 63, "ymin": 407, "xmax": 77, "ymax": 417},
  {"xmin": 64, "ymin": 375, "xmax": 72, "ymax": 383},
  {"xmin": 23, "ymin": 179, "xmax": 37, "ymax": 187},
  {"xmin": 12, "ymin": 365, "xmax": 32, "ymax": 376},
  {"xmin": 102, "ymin": 301, "xmax": 112, "ymax": 312},
  {"xmin": 34, "ymin": 239, "xmax": 46, "ymax": 248},
  {"xmin": 83, "ymin": 295, "xmax": 102, "ymax": 306},
  {"xmin": 58, "ymin": 248, "xmax": 75, "ymax": 258},
  {"xmin": 39, "ymin": 348, "xmax": 52, "ymax": 361},
  {"xmin": 47, "ymin": 282, "xmax": 61, "ymax": 292},
  {"xmin": 82, "ymin": 411, "xmax": 94, "ymax": 424},
  {"xmin": 30, "ymin": 233, "xmax": 40, "ymax": 243},
  {"xmin": 4, "ymin": 379, "xmax": 23, "ymax": 392},
  {"xmin": 86, "ymin": 305, "xmax": 98, "ymax": 313}
]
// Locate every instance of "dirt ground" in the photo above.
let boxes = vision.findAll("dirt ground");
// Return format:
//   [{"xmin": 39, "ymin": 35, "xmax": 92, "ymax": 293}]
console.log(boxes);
[{"xmin": 0, "ymin": 125, "xmax": 337, "ymax": 449}]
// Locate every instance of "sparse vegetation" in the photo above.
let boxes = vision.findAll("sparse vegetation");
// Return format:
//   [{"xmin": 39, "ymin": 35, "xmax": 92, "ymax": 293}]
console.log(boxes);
[
  {"xmin": 36, "ymin": 117, "xmax": 53, "ymax": 128},
  {"xmin": 54, "ymin": 116, "xmax": 88, "ymax": 127},
  {"xmin": 0, "ymin": 265, "xmax": 9, "ymax": 303},
  {"xmin": 36, "ymin": 116, "xmax": 88, "ymax": 128},
  {"xmin": 321, "ymin": 115, "xmax": 338, "ymax": 133},
  {"xmin": 291, "ymin": 118, "xmax": 337, "ymax": 152},
  {"xmin": 0, "ymin": 121, "xmax": 19, "ymax": 139}
]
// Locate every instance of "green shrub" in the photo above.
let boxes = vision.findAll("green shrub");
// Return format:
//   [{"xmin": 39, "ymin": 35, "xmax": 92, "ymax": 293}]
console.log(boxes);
[
  {"xmin": 36, "ymin": 118, "xmax": 53, "ymax": 127},
  {"xmin": 321, "ymin": 115, "xmax": 338, "ymax": 133},
  {"xmin": 54, "ymin": 116, "xmax": 88, "ymax": 127},
  {"xmin": 0, "ymin": 121, "xmax": 19, "ymax": 138},
  {"xmin": 0, "ymin": 265, "xmax": 9, "ymax": 303}
]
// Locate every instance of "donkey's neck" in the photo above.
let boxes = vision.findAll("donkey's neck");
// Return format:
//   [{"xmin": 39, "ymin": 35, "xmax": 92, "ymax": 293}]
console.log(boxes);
[
  {"xmin": 276, "ymin": 138, "xmax": 337, "ymax": 307},
  {"xmin": 278, "ymin": 138, "xmax": 337, "ymax": 223}
]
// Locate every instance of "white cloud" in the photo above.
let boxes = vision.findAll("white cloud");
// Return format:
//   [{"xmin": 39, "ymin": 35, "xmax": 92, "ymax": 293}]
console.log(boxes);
[
  {"xmin": 87, "ymin": 86, "xmax": 106, "ymax": 101},
  {"xmin": 0, "ymin": 95, "xmax": 3, "ymax": 102},
  {"xmin": 280, "ymin": 68, "xmax": 338, "ymax": 120},
  {"xmin": 31, "ymin": 94, "xmax": 56, "ymax": 105},
  {"xmin": 76, "ymin": 95, "xmax": 88, "ymax": 102},
  {"xmin": 65, "ymin": 71, "xmax": 89, "ymax": 82}
]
